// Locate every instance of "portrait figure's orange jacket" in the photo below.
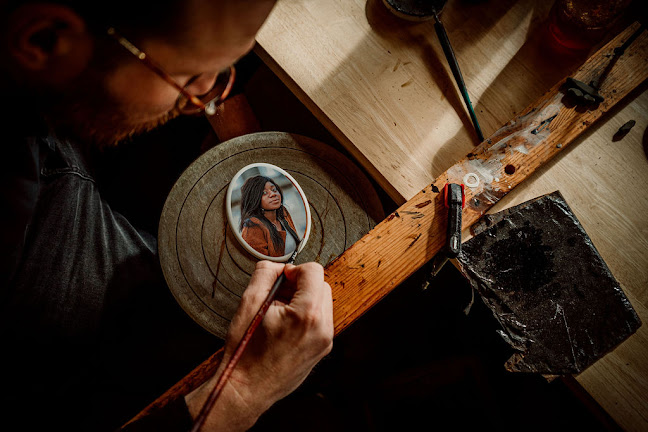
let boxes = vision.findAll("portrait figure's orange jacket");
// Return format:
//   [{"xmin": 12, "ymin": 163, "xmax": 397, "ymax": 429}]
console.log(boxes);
[{"xmin": 241, "ymin": 210, "xmax": 297, "ymax": 257}]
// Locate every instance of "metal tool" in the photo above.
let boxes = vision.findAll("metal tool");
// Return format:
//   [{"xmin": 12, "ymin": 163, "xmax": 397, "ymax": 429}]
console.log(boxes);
[
  {"xmin": 429, "ymin": 183, "xmax": 465, "ymax": 278},
  {"xmin": 444, "ymin": 183, "xmax": 464, "ymax": 257},
  {"xmin": 565, "ymin": 24, "xmax": 645, "ymax": 105},
  {"xmin": 383, "ymin": 0, "xmax": 485, "ymax": 142}
]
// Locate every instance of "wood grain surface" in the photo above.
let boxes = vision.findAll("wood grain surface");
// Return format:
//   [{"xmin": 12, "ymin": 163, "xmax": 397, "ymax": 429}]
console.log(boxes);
[
  {"xmin": 255, "ymin": 0, "xmax": 593, "ymax": 204},
  {"xmin": 158, "ymin": 132, "xmax": 384, "ymax": 339}
]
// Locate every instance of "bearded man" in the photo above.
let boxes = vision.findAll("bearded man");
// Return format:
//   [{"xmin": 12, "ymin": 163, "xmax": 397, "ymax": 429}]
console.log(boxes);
[{"xmin": 0, "ymin": 1, "xmax": 333, "ymax": 430}]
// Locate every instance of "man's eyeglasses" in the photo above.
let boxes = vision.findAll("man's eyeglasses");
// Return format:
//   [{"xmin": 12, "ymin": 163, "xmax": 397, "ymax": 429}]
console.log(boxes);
[{"xmin": 106, "ymin": 27, "xmax": 236, "ymax": 116}]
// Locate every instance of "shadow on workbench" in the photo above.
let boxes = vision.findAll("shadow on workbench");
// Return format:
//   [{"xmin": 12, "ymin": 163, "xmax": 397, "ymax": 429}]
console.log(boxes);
[{"xmin": 251, "ymin": 261, "xmax": 617, "ymax": 432}]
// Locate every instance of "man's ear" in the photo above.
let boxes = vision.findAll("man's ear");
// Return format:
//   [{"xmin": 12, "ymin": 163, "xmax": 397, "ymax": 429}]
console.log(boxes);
[{"xmin": 6, "ymin": 3, "xmax": 93, "ymax": 84}]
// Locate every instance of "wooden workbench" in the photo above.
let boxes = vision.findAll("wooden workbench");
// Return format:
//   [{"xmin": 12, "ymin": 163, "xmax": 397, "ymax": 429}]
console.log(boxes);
[{"xmin": 254, "ymin": 0, "xmax": 648, "ymax": 430}]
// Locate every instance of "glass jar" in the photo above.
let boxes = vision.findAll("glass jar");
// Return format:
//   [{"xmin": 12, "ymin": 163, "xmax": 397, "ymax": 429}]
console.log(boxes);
[{"xmin": 547, "ymin": 0, "xmax": 633, "ymax": 50}]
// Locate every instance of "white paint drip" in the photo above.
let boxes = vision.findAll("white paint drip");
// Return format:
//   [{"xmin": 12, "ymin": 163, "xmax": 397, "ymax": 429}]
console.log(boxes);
[
  {"xmin": 512, "ymin": 144, "xmax": 529, "ymax": 154},
  {"xmin": 447, "ymin": 158, "xmax": 505, "ymax": 205},
  {"xmin": 489, "ymin": 94, "xmax": 563, "ymax": 157},
  {"xmin": 444, "ymin": 95, "xmax": 564, "ymax": 208}
]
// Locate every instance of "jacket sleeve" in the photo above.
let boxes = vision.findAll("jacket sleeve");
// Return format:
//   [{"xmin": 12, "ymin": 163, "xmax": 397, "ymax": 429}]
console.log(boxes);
[{"xmin": 241, "ymin": 222, "xmax": 269, "ymax": 255}]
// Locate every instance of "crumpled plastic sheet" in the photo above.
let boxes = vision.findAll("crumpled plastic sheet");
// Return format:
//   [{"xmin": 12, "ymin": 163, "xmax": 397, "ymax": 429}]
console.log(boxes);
[{"xmin": 457, "ymin": 191, "xmax": 642, "ymax": 375}]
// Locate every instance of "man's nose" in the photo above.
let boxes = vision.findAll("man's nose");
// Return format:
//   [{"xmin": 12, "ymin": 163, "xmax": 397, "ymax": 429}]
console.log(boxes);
[{"xmin": 186, "ymin": 72, "xmax": 218, "ymax": 97}]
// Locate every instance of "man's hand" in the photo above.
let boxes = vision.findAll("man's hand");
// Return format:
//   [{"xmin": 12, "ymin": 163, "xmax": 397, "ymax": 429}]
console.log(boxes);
[{"xmin": 185, "ymin": 261, "xmax": 333, "ymax": 431}]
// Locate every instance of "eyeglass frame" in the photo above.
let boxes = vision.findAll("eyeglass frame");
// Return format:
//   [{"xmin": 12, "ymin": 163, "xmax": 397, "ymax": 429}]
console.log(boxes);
[{"xmin": 106, "ymin": 27, "xmax": 236, "ymax": 116}]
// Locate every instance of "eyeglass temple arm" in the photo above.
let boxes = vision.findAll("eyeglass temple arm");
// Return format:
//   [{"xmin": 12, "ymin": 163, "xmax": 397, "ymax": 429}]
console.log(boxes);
[{"xmin": 106, "ymin": 27, "xmax": 206, "ymax": 109}]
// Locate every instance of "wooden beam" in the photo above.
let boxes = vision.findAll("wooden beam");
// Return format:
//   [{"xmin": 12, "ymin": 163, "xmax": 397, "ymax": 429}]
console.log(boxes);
[
  {"xmin": 125, "ymin": 22, "xmax": 648, "ymax": 426},
  {"xmin": 328, "ymin": 23, "xmax": 648, "ymax": 333}
]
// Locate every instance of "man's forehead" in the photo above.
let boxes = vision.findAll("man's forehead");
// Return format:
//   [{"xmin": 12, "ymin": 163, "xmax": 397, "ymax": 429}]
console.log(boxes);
[
  {"xmin": 184, "ymin": 0, "xmax": 276, "ymax": 41},
  {"xmin": 141, "ymin": 0, "xmax": 274, "ymax": 72}
]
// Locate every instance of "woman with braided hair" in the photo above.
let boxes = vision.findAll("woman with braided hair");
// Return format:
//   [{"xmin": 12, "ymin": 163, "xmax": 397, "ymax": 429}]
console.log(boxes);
[{"xmin": 240, "ymin": 175, "xmax": 301, "ymax": 257}]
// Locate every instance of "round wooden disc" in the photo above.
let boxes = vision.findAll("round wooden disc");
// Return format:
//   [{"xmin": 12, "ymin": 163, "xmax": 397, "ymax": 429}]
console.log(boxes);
[{"xmin": 159, "ymin": 132, "xmax": 384, "ymax": 339}]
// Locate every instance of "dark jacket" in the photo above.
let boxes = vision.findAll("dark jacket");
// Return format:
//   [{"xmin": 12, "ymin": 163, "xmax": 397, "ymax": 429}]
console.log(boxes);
[{"xmin": 2, "ymin": 119, "xmax": 212, "ymax": 431}]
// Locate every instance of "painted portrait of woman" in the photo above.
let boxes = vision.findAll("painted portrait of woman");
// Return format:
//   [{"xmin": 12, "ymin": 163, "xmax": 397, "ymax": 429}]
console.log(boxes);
[{"xmin": 239, "ymin": 175, "xmax": 301, "ymax": 257}]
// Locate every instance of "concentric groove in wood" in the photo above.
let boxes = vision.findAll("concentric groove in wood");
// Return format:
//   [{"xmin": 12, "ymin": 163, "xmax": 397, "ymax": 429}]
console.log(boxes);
[{"xmin": 159, "ymin": 132, "xmax": 384, "ymax": 338}]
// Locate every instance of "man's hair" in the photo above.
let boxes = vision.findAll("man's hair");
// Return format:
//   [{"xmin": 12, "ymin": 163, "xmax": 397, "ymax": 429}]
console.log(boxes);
[{"xmin": 2, "ymin": 0, "xmax": 187, "ymax": 42}]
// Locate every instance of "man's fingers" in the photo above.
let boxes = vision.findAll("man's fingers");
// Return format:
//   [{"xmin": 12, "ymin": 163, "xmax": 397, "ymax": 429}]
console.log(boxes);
[
  {"xmin": 284, "ymin": 263, "xmax": 328, "ymax": 305},
  {"xmin": 248, "ymin": 261, "xmax": 285, "ymax": 290},
  {"xmin": 283, "ymin": 263, "xmax": 333, "ymax": 334},
  {"xmin": 322, "ymin": 281, "xmax": 334, "ymax": 331},
  {"xmin": 284, "ymin": 263, "xmax": 334, "ymax": 357},
  {"xmin": 226, "ymin": 261, "xmax": 285, "ymax": 344},
  {"xmin": 283, "ymin": 262, "xmax": 324, "ymax": 291},
  {"xmin": 239, "ymin": 261, "xmax": 285, "ymax": 313}
]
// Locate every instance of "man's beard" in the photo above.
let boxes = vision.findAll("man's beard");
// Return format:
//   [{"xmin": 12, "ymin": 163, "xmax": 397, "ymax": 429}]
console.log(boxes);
[{"xmin": 44, "ymin": 64, "xmax": 182, "ymax": 149}]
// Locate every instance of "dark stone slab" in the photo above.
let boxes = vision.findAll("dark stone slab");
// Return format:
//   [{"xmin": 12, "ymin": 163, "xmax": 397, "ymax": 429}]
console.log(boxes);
[{"xmin": 457, "ymin": 191, "xmax": 641, "ymax": 375}]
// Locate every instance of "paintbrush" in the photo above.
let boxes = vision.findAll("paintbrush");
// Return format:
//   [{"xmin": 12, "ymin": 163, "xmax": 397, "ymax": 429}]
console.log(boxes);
[
  {"xmin": 382, "ymin": 0, "xmax": 484, "ymax": 142},
  {"xmin": 431, "ymin": 8, "xmax": 484, "ymax": 142},
  {"xmin": 189, "ymin": 242, "xmax": 302, "ymax": 432}
]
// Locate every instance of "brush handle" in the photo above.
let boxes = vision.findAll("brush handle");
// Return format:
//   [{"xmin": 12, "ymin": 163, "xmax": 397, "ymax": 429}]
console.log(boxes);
[
  {"xmin": 190, "ymin": 273, "xmax": 285, "ymax": 432},
  {"xmin": 189, "ymin": 272, "xmax": 285, "ymax": 432},
  {"xmin": 432, "ymin": 12, "xmax": 484, "ymax": 142},
  {"xmin": 190, "ymin": 243, "xmax": 301, "ymax": 432}
]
